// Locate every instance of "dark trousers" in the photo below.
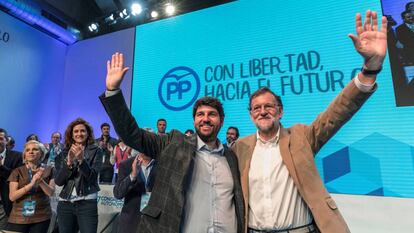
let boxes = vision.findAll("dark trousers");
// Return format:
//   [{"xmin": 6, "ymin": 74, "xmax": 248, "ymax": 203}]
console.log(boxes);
[
  {"xmin": 57, "ymin": 200, "xmax": 98, "ymax": 233},
  {"xmin": 6, "ymin": 219, "xmax": 50, "ymax": 233},
  {"xmin": 99, "ymin": 165, "xmax": 114, "ymax": 183}
]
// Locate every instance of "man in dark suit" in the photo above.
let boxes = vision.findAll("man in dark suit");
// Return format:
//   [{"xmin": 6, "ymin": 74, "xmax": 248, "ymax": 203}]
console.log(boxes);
[
  {"xmin": 396, "ymin": 10, "xmax": 414, "ymax": 64},
  {"xmin": 114, "ymin": 153, "xmax": 156, "ymax": 233},
  {"xmin": 100, "ymin": 53, "xmax": 244, "ymax": 233},
  {"xmin": 0, "ymin": 128, "xmax": 22, "ymax": 229}
]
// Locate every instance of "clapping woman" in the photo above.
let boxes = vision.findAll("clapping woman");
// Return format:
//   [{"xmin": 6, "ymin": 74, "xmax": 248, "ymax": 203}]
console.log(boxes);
[
  {"xmin": 54, "ymin": 118, "xmax": 103, "ymax": 233},
  {"xmin": 6, "ymin": 140, "xmax": 55, "ymax": 233}
]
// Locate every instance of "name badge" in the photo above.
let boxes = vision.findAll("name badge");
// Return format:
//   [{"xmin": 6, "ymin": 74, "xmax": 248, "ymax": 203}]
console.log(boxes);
[
  {"xmin": 22, "ymin": 200, "xmax": 36, "ymax": 217},
  {"xmin": 140, "ymin": 192, "xmax": 151, "ymax": 212}
]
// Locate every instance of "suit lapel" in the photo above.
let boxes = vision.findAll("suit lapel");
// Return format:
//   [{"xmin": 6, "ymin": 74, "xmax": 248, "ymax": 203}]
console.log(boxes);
[
  {"xmin": 237, "ymin": 134, "xmax": 256, "ymax": 222},
  {"xmin": 279, "ymin": 127, "xmax": 300, "ymax": 188}
]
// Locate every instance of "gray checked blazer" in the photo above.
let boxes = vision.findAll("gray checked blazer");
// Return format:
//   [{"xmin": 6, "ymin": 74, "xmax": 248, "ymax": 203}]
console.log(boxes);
[{"xmin": 100, "ymin": 91, "xmax": 245, "ymax": 233}]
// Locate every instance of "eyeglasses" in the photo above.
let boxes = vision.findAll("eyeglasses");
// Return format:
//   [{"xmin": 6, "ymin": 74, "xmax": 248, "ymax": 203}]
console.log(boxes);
[{"xmin": 250, "ymin": 103, "xmax": 280, "ymax": 114}]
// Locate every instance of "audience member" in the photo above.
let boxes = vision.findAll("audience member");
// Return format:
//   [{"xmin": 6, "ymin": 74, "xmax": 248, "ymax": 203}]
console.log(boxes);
[
  {"xmin": 232, "ymin": 10, "xmax": 387, "ymax": 233},
  {"xmin": 184, "ymin": 129, "xmax": 194, "ymax": 136},
  {"xmin": 96, "ymin": 123, "xmax": 117, "ymax": 183},
  {"xmin": 43, "ymin": 132, "xmax": 64, "ymax": 167},
  {"xmin": 396, "ymin": 10, "xmax": 414, "ymax": 64},
  {"xmin": 225, "ymin": 126, "xmax": 239, "ymax": 147},
  {"xmin": 0, "ymin": 128, "xmax": 23, "ymax": 230},
  {"xmin": 55, "ymin": 118, "xmax": 103, "ymax": 233},
  {"xmin": 6, "ymin": 136, "xmax": 15, "ymax": 151},
  {"xmin": 113, "ymin": 152, "xmax": 156, "ymax": 233},
  {"xmin": 100, "ymin": 53, "xmax": 244, "ymax": 232},
  {"xmin": 156, "ymin": 119, "xmax": 167, "ymax": 136},
  {"xmin": 6, "ymin": 140, "xmax": 55, "ymax": 233},
  {"xmin": 26, "ymin": 134, "xmax": 40, "ymax": 142},
  {"xmin": 110, "ymin": 139, "xmax": 132, "ymax": 183}
]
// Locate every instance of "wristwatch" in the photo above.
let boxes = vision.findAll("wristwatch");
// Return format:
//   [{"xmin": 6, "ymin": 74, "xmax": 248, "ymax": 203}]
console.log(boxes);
[{"xmin": 361, "ymin": 66, "xmax": 382, "ymax": 76}]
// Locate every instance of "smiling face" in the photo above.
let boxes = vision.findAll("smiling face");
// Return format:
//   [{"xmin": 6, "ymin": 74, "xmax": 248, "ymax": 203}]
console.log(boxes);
[
  {"xmin": 24, "ymin": 142, "xmax": 43, "ymax": 164},
  {"xmin": 72, "ymin": 124, "xmax": 89, "ymax": 145},
  {"xmin": 250, "ymin": 92, "xmax": 283, "ymax": 137},
  {"xmin": 194, "ymin": 105, "xmax": 223, "ymax": 144},
  {"xmin": 226, "ymin": 128, "xmax": 238, "ymax": 144}
]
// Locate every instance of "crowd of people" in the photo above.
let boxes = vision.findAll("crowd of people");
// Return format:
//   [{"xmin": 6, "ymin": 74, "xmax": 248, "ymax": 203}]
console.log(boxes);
[{"xmin": 0, "ymin": 10, "xmax": 387, "ymax": 233}]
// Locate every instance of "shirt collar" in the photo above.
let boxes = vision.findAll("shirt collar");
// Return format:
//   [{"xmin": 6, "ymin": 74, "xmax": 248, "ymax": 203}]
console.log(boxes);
[
  {"xmin": 196, "ymin": 135, "xmax": 224, "ymax": 155},
  {"xmin": 406, "ymin": 23, "xmax": 414, "ymax": 31},
  {"xmin": 0, "ymin": 148, "xmax": 6, "ymax": 158},
  {"xmin": 256, "ymin": 127, "xmax": 280, "ymax": 144}
]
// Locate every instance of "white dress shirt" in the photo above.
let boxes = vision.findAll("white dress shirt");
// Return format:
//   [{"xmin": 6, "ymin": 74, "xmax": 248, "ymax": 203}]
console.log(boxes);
[{"xmin": 248, "ymin": 130, "xmax": 312, "ymax": 230}]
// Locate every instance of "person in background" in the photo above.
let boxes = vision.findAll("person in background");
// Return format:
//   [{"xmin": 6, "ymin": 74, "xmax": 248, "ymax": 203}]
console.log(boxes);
[
  {"xmin": 156, "ymin": 119, "xmax": 167, "ymax": 136},
  {"xmin": 95, "ymin": 123, "xmax": 117, "ymax": 183},
  {"xmin": 0, "ymin": 128, "xmax": 22, "ymax": 230},
  {"xmin": 396, "ymin": 10, "xmax": 414, "ymax": 64},
  {"xmin": 110, "ymin": 139, "xmax": 132, "ymax": 183},
  {"xmin": 184, "ymin": 129, "xmax": 194, "ymax": 136},
  {"xmin": 113, "ymin": 152, "xmax": 156, "ymax": 233},
  {"xmin": 225, "ymin": 126, "xmax": 239, "ymax": 147},
  {"xmin": 6, "ymin": 136, "xmax": 16, "ymax": 151},
  {"xmin": 43, "ymin": 132, "xmax": 64, "ymax": 167},
  {"xmin": 55, "ymin": 118, "xmax": 103, "ymax": 233},
  {"xmin": 6, "ymin": 140, "xmax": 55, "ymax": 233},
  {"xmin": 26, "ymin": 134, "xmax": 40, "ymax": 142}
]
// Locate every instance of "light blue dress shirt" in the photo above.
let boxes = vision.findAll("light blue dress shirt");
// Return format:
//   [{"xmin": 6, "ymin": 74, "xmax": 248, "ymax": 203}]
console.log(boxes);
[{"xmin": 181, "ymin": 136, "xmax": 237, "ymax": 233}]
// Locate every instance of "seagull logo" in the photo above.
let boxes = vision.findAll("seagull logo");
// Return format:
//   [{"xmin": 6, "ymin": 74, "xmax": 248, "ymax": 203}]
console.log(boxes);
[{"xmin": 158, "ymin": 66, "xmax": 201, "ymax": 111}]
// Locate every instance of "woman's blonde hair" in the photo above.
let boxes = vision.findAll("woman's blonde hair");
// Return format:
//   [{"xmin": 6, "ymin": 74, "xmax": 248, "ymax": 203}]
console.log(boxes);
[{"xmin": 23, "ymin": 140, "xmax": 47, "ymax": 163}]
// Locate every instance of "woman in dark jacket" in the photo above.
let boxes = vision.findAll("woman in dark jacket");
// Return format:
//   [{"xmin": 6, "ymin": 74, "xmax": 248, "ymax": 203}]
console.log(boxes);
[{"xmin": 54, "ymin": 118, "xmax": 103, "ymax": 233}]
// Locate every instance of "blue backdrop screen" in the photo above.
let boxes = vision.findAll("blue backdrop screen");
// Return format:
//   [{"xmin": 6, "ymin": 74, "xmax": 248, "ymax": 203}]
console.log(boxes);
[{"xmin": 132, "ymin": 0, "xmax": 414, "ymax": 197}]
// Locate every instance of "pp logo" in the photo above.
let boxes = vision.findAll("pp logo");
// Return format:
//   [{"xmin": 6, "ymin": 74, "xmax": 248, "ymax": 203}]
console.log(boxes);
[{"xmin": 158, "ymin": 66, "xmax": 201, "ymax": 111}]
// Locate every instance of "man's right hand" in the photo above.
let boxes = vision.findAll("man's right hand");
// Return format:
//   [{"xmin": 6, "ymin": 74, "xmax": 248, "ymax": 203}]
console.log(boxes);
[
  {"xmin": 131, "ymin": 154, "xmax": 141, "ymax": 178},
  {"xmin": 106, "ymin": 52, "xmax": 130, "ymax": 91}
]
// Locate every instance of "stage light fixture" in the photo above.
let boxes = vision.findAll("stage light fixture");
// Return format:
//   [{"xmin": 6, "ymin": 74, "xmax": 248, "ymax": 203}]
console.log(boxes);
[
  {"xmin": 131, "ymin": 3, "xmax": 143, "ymax": 16},
  {"xmin": 88, "ymin": 23, "xmax": 99, "ymax": 32},
  {"xmin": 165, "ymin": 3, "xmax": 175, "ymax": 16},
  {"xmin": 151, "ymin": 11, "xmax": 159, "ymax": 18}
]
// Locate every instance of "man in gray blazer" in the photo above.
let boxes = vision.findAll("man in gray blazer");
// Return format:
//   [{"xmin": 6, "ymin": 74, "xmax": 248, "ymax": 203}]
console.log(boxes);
[{"xmin": 100, "ymin": 53, "xmax": 245, "ymax": 233}]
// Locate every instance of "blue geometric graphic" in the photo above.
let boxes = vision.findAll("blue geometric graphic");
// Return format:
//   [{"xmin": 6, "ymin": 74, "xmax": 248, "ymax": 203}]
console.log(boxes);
[{"xmin": 323, "ymin": 147, "xmax": 350, "ymax": 183}]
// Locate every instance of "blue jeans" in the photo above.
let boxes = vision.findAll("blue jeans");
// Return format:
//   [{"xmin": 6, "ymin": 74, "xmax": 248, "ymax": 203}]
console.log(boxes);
[{"xmin": 57, "ymin": 199, "xmax": 98, "ymax": 233}]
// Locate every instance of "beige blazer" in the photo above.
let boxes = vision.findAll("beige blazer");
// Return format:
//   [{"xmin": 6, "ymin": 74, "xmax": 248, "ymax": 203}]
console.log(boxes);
[{"xmin": 233, "ymin": 80, "xmax": 376, "ymax": 233}]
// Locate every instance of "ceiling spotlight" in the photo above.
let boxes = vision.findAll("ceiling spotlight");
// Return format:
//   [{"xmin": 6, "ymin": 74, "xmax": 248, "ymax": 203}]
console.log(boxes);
[
  {"xmin": 165, "ymin": 3, "xmax": 175, "ymax": 16},
  {"xmin": 151, "ymin": 11, "xmax": 158, "ymax": 18},
  {"xmin": 119, "ymin": 9, "xmax": 129, "ymax": 18},
  {"xmin": 88, "ymin": 23, "xmax": 99, "ymax": 32},
  {"xmin": 131, "ymin": 3, "xmax": 142, "ymax": 16}
]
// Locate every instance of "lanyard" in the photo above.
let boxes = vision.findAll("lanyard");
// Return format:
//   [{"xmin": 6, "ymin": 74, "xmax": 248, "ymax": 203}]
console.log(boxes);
[{"xmin": 27, "ymin": 168, "xmax": 37, "ymax": 195}]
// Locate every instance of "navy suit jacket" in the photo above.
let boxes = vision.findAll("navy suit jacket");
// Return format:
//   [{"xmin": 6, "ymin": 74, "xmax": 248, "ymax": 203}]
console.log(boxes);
[
  {"xmin": 114, "ymin": 157, "xmax": 156, "ymax": 233},
  {"xmin": 0, "ymin": 150, "xmax": 22, "ymax": 216}
]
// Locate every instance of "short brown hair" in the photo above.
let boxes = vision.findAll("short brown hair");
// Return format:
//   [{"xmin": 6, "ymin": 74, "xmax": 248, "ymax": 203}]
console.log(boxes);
[
  {"xmin": 192, "ymin": 96, "xmax": 225, "ymax": 121},
  {"xmin": 248, "ymin": 87, "xmax": 283, "ymax": 111},
  {"xmin": 64, "ymin": 118, "xmax": 95, "ymax": 148}
]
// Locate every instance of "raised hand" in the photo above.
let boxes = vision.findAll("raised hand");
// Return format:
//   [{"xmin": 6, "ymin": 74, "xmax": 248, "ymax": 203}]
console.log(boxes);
[
  {"xmin": 349, "ymin": 10, "xmax": 388, "ymax": 70},
  {"xmin": 131, "ymin": 154, "xmax": 141, "ymax": 179},
  {"xmin": 106, "ymin": 52, "xmax": 130, "ymax": 90}
]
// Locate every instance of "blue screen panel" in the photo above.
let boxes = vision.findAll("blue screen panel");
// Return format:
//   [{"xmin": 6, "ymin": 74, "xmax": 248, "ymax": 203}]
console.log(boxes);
[{"xmin": 132, "ymin": 0, "xmax": 414, "ymax": 197}]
